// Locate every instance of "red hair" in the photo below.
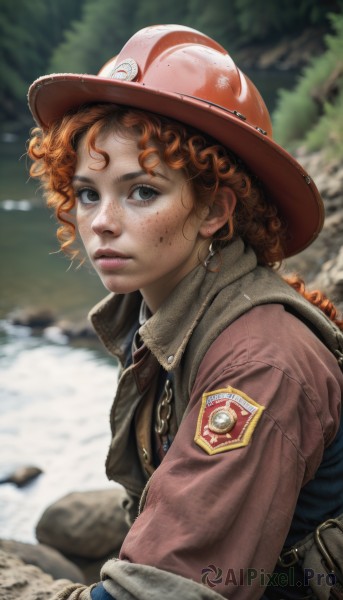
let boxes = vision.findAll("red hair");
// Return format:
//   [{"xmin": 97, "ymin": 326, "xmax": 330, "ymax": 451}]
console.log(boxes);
[{"xmin": 28, "ymin": 104, "xmax": 342, "ymax": 330}]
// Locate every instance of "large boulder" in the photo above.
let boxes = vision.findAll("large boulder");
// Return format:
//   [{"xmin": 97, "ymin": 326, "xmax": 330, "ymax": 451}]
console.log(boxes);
[
  {"xmin": 36, "ymin": 488, "xmax": 129, "ymax": 560},
  {"xmin": 0, "ymin": 549, "xmax": 71, "ymax": 600}
]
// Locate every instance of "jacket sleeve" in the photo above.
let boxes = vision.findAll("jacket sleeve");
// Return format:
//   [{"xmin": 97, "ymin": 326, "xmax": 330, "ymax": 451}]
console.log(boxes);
[
  {"xmin": 51, "ymin": 563, "xmax": 225, "ymax": 600},
  {"xmin": 117, "ymin": 318, "xmax": 341, "ymax": 600},
  {"xmin": 52, "ymin": 309, "xmax": 342, "ymax": 600}
]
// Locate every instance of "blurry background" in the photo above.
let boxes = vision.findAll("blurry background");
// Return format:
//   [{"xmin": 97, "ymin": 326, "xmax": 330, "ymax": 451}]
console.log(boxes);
[{"xmin": 0, "ymin": 0, "xmax": 342, "ymax": 547}]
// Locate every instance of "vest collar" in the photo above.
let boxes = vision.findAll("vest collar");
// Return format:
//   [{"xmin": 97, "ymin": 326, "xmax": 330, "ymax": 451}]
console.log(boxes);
[{"xmin": 89, "ymin": 238, "xmax": 257, "ymax": 368}]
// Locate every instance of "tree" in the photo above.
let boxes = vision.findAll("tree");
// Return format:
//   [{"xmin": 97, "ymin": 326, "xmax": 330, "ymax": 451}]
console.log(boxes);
[
  {"xmin": 234, "ymin": 0, "xmax": 341, "ymax": 42},
  {"xmin": 134, "ymin": 0, "xmax": 188, "ymax": 29},
  {"xmin": 50, "ymin": 0, "xmax": 236, "ymax": 74},
  {"xmin": 2, "ymin": 0, "xmax": 342, "ymax": 131},
  {"xmin": 185, "ymin": 0, "xmax": 238, "ymax": 48},
  {"xmin": 273, "ymin": 11, "xmax": 343, "ymax": 158},
  {"xmin": 50, "ymin": 0, "xmax": 140, "ymax": 74},
  {"xmin": 0, "ymin": 0, "xmax": 84, "ymax": 131}
]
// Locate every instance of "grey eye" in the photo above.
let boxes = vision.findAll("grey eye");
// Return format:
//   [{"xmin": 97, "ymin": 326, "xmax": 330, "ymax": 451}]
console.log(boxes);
[
  {"xmin": 77, "ymin": 188, "xmax": 99, "ymax": 204},
  {"xmin": 132, "ymin": 185, "xmax": 158, "ymax": 202}
]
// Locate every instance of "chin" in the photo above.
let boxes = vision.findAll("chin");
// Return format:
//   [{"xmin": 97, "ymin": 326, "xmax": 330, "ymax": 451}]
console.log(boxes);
[{"xmin": 100, "ymin": 278, "xmax": 139, "ymax": 296}]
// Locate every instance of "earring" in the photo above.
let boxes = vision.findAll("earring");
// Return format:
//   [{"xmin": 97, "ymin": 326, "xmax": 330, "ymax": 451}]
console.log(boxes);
[{"xmin": 204, "ymin": 241, "xmax": 216, "ymax": 267}]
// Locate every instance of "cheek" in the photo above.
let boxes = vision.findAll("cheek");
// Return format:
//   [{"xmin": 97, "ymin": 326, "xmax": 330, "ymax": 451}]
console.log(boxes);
[
  {"xmin": 148, "ymin": 202, "xmax": 196, "ymax": 247},
  {"xmin": 75, "ymin": 210, "xmax": 91, "ymax": 246},
  {"xmin": 139, "ymin": 212, "xmax": 173, "ymax": 248},
  {"xmin": 75, "ymin": 214, "xmax": 86, "ymax": 238},
  {"xmin": 150, "ymin": 214, "xmax": 184, "ymax": 248}
]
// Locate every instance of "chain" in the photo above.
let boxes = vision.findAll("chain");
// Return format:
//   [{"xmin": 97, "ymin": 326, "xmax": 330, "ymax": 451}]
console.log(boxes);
[{"xmin": 155, "ymin": 379, "xmax": 173, "ymax": 436}]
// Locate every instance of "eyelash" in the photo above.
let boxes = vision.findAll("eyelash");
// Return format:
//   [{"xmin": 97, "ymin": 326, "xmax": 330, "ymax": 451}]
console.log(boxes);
[
  {"xmin": 130, "ymin": 185, "xmax": 160, "ymax": 204},
  {"xmin": 74, "ymin": 185, "xmax": 160, "ymax": 206},
  {"xmin": 75, "ymin": 188, "xmax": 99, "ymax": 205}
]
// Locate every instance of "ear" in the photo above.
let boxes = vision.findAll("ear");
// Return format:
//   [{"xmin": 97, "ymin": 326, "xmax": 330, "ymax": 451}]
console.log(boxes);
[{"xmin": 199, "ymin": 187, "xmax": 236, "ymax": 238}]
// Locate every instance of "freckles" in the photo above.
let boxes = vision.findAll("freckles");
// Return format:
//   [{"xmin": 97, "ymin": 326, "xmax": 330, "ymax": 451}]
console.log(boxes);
[{"xmin": 150, "ymin": 207, "xmax": 182, "ymax": 247}]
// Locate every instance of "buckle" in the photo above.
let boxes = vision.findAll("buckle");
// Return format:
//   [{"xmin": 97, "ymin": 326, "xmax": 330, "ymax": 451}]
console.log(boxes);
[
  {"xmin": 278, "ymin": 547, "xmax": 300, "ymax": 567},
  {"xmin": 314, "ymin": 518, "xmax": 343, "ymax": 578}
]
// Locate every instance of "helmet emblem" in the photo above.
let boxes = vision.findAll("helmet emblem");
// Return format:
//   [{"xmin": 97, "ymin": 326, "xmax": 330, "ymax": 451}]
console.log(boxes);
[{"xmin": 108, "ymin": 58, "xmax": 138, "ymax": 81}]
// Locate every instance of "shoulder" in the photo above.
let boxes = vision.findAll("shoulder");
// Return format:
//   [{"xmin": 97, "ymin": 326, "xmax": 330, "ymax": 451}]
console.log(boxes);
[
  {"xmin": 203, "ymin": 302, "xmax": 341, "ymax": 382},
  {"xmin": 193, "ymin": 303, "xmax": 342, "ymax": 453}
]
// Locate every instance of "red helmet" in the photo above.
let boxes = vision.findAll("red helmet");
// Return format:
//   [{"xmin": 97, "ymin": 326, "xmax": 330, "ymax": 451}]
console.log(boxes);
[{"xmin": 28, "ymin": 24, "xmax": 324, "ymax": 257}]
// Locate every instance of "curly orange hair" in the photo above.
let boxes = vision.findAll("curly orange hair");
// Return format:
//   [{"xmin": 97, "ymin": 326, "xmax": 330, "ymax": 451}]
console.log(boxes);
[
  {"xmin": 28, "ymin": 104, "xmax": 285, "ymax": 263},
  {"xmin": 28, "ymin": 103, "xmax": 342, "ymax": 330}
]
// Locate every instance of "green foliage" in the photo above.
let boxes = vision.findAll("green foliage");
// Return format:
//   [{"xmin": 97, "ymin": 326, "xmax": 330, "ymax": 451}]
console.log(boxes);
[
  {"xmin": 305, "ymin": 93, "xmax": 343, "ymax": 158},
  {"xmin": 185, "ymin": 0, "xmax": 238, "ymax": 47},
  {"xmin": 50, "ymin": 0, "xmax": 136, "ymax": 74},
  {"xmin": 1, "ymin": 0, "xmax": 342, "ymax": 133},
  {"xmin": 0, "ymin": 0, "xmax": 48, "ymax": 127},
  {"xmin": 234, "ymin": 0, "xmax": 337, "ymax": 42},
  {"xmin": 48, "ymin": 0, "xmax": 339, "ymax": 74},
  {"xmin": 273, "ymin": 12, "xmax": 343, "ymax": 157},
  {"xmin": 50, "ymin": 0, "xmax": 241, "ymax": 74},
  {"xmin": 0, "ymin": 0, "xmax": 84, "ymax": 130},
  {"xmin": 135, "ymin": 0, "xmax": 188, "ymax": 30}
]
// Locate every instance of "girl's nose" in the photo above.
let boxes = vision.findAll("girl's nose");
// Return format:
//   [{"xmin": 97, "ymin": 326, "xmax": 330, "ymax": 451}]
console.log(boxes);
[{"xmin": 91, "ymin": 199, "xmax": 123, "ymax": 236}]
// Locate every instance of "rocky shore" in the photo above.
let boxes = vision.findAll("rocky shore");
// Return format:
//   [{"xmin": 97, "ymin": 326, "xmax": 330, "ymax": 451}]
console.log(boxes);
[
  {"xmin": 235, "ymin": 26, "xmax": 328, "ymax": 71},
  {"xmin": 283, "ymin": 149, "xmax": 343, "ymax": 313},
  {"xmin": 0, "ymin": 487, "xmax": 129, "ymax": 599}
]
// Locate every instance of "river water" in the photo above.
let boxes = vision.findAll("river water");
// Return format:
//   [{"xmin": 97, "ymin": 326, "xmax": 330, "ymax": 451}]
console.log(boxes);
[
  {"xmin": 0, "ymin": 138, "xmax": 119, "ymax": 543},
  {"xmin": 0, "ymin": 72, "xmax": 297, "ymax": 543}
]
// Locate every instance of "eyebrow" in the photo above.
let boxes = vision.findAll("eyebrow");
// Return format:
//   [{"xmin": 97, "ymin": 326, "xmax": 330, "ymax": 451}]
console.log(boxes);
[{"xmin": 72, "ymin": 170, "xmax": 169, "ymax": 184}]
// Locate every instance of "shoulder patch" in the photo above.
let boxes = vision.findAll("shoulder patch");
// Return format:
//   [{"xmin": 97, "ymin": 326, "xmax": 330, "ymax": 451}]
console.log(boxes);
[{"xmin": 194, "ymin": 387, "xmax": 264, "ymax": 455}]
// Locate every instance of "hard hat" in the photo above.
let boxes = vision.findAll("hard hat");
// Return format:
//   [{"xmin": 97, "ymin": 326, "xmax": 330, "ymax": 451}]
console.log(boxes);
[{"xmin": 28, "ymin": 24, "xmax": 324, "ymax": 257}]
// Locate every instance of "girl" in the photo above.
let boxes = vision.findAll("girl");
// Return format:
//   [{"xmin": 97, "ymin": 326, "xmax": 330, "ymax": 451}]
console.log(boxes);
[{"xmin": 28, "ymin": 24, "xmax": 343, "ymax": 600}]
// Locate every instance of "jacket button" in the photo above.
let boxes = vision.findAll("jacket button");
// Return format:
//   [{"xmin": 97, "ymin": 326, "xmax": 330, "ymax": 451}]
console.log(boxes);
[{"xmin": 167, "ymin": 355, "xmax": 174, "ymax": 364}]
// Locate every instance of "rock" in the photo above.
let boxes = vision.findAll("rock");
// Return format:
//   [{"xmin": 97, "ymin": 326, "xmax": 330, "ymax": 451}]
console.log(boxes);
[
  {"xmin": 56, "ymin": 319, "xmax": 98, "ymax": 341},
  {"xmin": 296, "ymin": 152, "xmax": 343, "ymax": 207},
  {"xmin": 257, "ymin": 43, "xmax": 289, "ymax": 70},
  {"xmin": 311, "ymin": 63, "xmax": 343, "ymax": 110},
  {"xmin": 283, "ymin": 27, "xmax": 328, "ymax": 70},
  {"xmin": 0, "ymin": 539, "xmax": 85, "ymax": 583},
  {"xmin": 36, "ymin": 488, "xmax": 129, "ymax": 560},
  {"xmin": 284, "ymin": 150, "xmax": 343, "ymax": 313},
  {"xmin": 311, "ymin": 245, "xmax": 343, "ymax": 305},
  {"xmin": 235, "ymin": 26, "xmax": 328, "ymax": 71},
  {"xmin": 41, "ymin": 319, "xmax": 99, "ymax": 346},
  {"xmin": 0, "ymin": 549, "xmax": 72, "ymax": 600},
  {"xmin": 0, "ymin": 466, "xmax": 43, "ymax": 488},
  {"xmin": 9, "ymin": 308, "xmax": 56, "ymax": 329}
]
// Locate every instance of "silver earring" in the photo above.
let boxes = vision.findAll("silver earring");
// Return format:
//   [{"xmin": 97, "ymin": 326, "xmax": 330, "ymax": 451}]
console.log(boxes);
[{"xmin": 204, "ymin": 241, "xmax": 216, "ymax": 267}]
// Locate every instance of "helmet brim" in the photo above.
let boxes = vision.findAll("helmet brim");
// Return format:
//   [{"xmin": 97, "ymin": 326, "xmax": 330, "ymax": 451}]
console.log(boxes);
[{"xmin": 28, "ymin": 73, "xmax": 324, "ymax": 258}]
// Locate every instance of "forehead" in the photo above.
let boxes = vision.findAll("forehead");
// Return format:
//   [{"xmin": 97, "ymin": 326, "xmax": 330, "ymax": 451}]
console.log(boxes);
[
  {"xmin": 76, "ymin": 127, "xmax": 142, "ymax": 165},
  {"xmin": 75, "ymin": 128, "xmax": 189, "ymax": 187},
  {"xmin": 78, "ymin": 121, "xmax": 138, "ymax": 151}
]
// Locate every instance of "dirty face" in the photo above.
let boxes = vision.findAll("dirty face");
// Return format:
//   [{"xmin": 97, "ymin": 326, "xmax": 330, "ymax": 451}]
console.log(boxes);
[{"xmin": 73, "ymin": 131, "xmax": 209, "ymax": 312}]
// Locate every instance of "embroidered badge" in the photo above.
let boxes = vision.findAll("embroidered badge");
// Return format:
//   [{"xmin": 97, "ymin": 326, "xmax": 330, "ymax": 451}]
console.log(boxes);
[{"xmin": 194, "ymin": 387, "xmax": 264, "ymax": 455}]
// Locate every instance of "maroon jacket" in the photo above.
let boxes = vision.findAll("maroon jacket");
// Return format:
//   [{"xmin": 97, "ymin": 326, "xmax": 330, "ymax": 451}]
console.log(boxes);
[
  {"xmin": 55, "ymin": 240, "xmax": 343, "ymax": 600},
  {"xmin": 119, "ymin": 302, "xmax": 342, "ymax": 599}
]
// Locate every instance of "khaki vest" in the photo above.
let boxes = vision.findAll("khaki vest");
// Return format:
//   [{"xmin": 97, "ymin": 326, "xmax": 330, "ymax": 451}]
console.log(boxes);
[{"xmin": 90, "ymin": 239, "xmax": 343, "ymax": 500}]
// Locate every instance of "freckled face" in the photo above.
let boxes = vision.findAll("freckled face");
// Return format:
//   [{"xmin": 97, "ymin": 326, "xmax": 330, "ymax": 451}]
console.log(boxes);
[{"xmin": 74, "ymin": 131, "xmax": 208, "ymax": 312}]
